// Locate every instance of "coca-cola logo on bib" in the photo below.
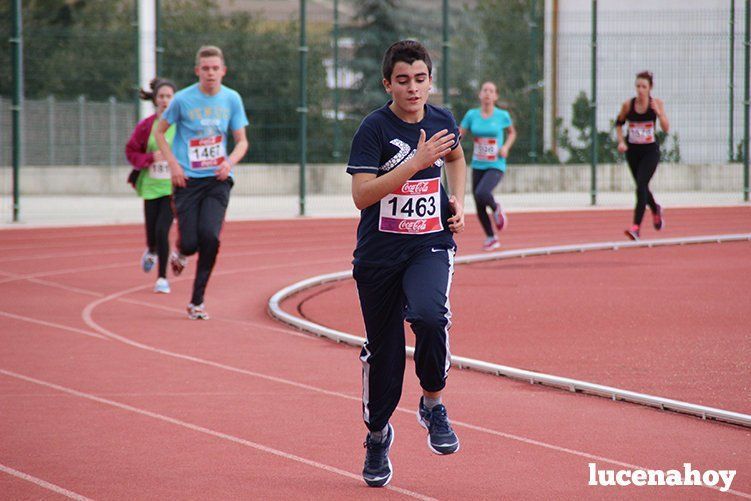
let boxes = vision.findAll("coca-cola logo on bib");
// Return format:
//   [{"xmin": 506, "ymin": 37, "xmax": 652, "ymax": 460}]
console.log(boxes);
[
  {"xmin": 401, "ymin": 181, "xmax": 431, "ymax": 195},
  {"xmin": 398, "ymin": 219, "xmax": 428, "ymax": 232}
]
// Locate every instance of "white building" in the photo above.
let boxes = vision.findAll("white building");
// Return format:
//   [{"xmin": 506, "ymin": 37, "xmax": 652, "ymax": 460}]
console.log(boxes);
[{"xmin": 543, "ymin": 0, "xmax": 747, "ymax": 163}]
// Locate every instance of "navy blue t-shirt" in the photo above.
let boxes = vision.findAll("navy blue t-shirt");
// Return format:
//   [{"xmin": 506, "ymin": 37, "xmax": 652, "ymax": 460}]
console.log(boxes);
[{"xmin": 347, "ymin": 102, "xmax": 460, "ymax": 267}]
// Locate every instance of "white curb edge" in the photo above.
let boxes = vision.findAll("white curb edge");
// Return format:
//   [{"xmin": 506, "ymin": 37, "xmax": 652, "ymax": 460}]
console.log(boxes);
[{"xmin": 269, "ymin": 234, "xmax": 751, "ymax": 428}]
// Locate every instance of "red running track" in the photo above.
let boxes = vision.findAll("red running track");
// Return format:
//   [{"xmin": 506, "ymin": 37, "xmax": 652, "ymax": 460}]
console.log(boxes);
[
  {"xmin": 297, "ymin": 240, "xmax": 751, "ymax": 414},
  {"xmin": 0, "ymin": 207, "xmax": 749, "ymax": 499}
]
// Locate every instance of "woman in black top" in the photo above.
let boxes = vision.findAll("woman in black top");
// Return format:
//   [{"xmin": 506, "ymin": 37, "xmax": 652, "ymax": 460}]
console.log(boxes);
[{"xmin": 615, "ymin": 71, "xmax": 670, "ymax": 240}]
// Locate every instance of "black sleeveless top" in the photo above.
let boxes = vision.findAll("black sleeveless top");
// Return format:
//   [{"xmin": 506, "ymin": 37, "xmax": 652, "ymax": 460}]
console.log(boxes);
[{"xmin": 626, "ymin": 97, "xmax": 658, "ymax": 147}]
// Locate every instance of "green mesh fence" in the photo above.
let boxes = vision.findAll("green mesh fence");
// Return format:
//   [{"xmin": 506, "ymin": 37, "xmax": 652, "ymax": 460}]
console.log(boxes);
[{"xmin": 0, "ymin": 0, "xmax": 747, "ymax": 222}]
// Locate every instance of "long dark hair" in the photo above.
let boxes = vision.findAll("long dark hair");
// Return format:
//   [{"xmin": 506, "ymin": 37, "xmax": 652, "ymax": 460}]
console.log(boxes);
[{"xmin": 139, "ymin": 77, "xmax": 177, "ymax": 105}]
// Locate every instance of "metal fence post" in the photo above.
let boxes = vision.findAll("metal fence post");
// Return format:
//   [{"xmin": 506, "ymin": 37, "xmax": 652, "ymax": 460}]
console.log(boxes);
[
  {"xmin": 298, "ymin": 0, "xmax": 308, "ymax": 216},
  {"xmin": 332, "ymin": 0, "xmax": 340, "ymax": 160},
  {"xmin": 590, "ymin": 0, "xmax": 598, "ymax": 206},
  {"xmin": 156, "ymin": 0, "xmax": 163, "ymax": 74},
  {"xmin": 109, "ymin": 96, "xmax": 117, "ymax": 167},
  {"xmin": 47, "ymin": 95, "xmax": 55, "ymax": 165},
  {"xmin": 529, "ymin": 0, "xmax": 539, "ymax": 162},
  {"xmin": 78, "ymin": 95, "xmax": 86, "ymax": 166},
  {"xmin": 442, "ymin": 0, "xmax": 450, "ymax": 111},
  {"xmin": 744, "ymin": 0, "xmax": 750, "ymax": 201},
  {"xmin": 730, "ymin": 0, "xmax": 736, "ymax": 162},
  {"xmin": 11, "ymin": 0, "xmax": 23, "ymax": 222}
]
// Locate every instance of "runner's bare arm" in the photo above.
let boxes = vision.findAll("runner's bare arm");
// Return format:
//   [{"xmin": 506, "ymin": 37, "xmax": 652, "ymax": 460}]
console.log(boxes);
[
  {"xmin": 500, "ymin": 125, "xmax": 517, "ymax": 158},
  {"xmin": 615, "ymin": 100, "xmax": 630, "ymax": 151},
  {"xmin": 155, "ymin": 118, "xmax": 187, "ymax": 188},
  {"xmin": 444, "ymin": 143, "xmax": 466, "ymax": 233},
  {"xmin": 216, "ymin": 127, "xmax": 249, "ymax": 181},
  {"xmin": 651, "ymin": 98, "xmax": 670, "ymax": 133},
  {"xmin": 351, "ymin": 129, "xmax": 455, "ymax": 210}
]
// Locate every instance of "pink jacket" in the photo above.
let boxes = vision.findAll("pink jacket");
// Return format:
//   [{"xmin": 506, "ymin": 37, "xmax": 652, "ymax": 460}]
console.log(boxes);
[{"xmin": 125, "ymin": 114, "xmax": 158, "ymax": 169}]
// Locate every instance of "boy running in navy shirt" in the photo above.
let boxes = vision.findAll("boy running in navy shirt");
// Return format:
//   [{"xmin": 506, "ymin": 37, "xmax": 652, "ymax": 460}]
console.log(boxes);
[{"xmin": 347, "ymin": 40, "xmax": 467, "ymax": 487}]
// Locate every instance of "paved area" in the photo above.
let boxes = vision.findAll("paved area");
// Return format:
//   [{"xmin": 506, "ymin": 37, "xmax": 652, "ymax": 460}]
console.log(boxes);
[{"xmin": 1, "ymin": 192, "xmax": 747, "ymax": 227}]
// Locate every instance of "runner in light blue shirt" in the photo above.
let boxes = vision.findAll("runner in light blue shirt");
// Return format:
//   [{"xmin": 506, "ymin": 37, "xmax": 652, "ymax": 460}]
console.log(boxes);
[
  {"xmin": 459, "ymin": 81, "xmax": 517, "ymax": 251},
  {"xmin": 155, "ymin": 45, "xmax": 249, "ymax": 320},
  {"xmin": 162, "ymin": 82, "xmax": 248, "ymax": 179}
]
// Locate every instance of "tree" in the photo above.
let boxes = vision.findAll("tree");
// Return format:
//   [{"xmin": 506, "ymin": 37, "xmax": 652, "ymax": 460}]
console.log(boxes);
[
  {"xmin": 0, "ymin": 0, "xmax": 335, "ymax": 163},
  {"xmin": 451, "ymin": 0, "xmax": 544, "ymax": 165},
  {"xmin": 345, "ymin": 0, "xmax": 402, "ymax": 116}
]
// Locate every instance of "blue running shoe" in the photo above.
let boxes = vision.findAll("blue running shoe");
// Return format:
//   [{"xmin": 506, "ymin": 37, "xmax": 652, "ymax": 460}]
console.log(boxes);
[
  {"xmin": 417, "ymin": 397, "xmax": 460, "ymax": 455},
  {"xmin": 362, "ymin": 424, "xmax": 394, "ymax": 487},
  {"xmin": 141, "ymin": 249, "xmax": 157, "ymax": 273}
]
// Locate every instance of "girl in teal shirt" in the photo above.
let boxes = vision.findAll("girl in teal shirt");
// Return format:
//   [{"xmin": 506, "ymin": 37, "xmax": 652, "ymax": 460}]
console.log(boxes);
[{"xmin": 460, "ymin": 82, "xmax": 517, "ymax": 251}]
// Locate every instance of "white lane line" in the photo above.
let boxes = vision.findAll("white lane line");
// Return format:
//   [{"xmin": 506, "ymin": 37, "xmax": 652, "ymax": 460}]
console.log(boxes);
[
  {"xmin": 0, "ymin": 462, "xmax": 93, "ymax": 501},
  {"xmin": 0, "ymin": 311, "xmax": 107, "ymax": 340},
  {"xmin": 78, "ymin": 277, "xmax": 751, "ymax": 498},
  {"xmin": 117, "ymin": 297, "xmax": 316, "ymax": 341},
  {"xmin": 0, "ymin": 369, "xmax": 434, "ymax": 501},
  {"xmin": 10, "ymin": 240, "xmax": 745, "ymax": 497},
  {"xmin": 27, "ymin": 278, "xmax": 105, "ymax": 298},
  {"xmin": 451, "ymin": 420, "xmax": 751, "ymax": 498},
  {"xmin": 0, "ymin": 262, "xmax": 134, "ymax": 285},
  {"xmin": 0, "ymin": 242, "xmax": 344, "ymax": 265},
  {"xmin": 0, "ymin": 248, "xmax": 139, "ymax": 264}
]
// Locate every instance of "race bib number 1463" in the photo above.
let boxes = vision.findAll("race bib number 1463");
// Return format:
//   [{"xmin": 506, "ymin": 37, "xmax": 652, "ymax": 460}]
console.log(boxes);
[{"xmin": 379, "ymin": 178, "xmax": 443, "ymax": 234}]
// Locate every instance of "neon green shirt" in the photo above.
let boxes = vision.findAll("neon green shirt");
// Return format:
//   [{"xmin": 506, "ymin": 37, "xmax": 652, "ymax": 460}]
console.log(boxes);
[{"xmin": 136, "ymin": 121, "xmax": 176, "ymax": 200}]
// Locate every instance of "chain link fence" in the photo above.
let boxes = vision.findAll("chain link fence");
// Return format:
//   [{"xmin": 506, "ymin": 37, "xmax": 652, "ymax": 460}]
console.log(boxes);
[{"xmin": 1, "ymin": 0, "xmax": 748, "ymax": 222}]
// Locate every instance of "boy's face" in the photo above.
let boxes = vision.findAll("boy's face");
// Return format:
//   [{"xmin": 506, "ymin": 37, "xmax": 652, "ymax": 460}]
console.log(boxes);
[
  {"xmin": 195, "ymin": 56, "xmax": 226, "ymax": 92},
  {"xmin": 383, "ymin": 60, "xmax": 431, "ymax": 116}
]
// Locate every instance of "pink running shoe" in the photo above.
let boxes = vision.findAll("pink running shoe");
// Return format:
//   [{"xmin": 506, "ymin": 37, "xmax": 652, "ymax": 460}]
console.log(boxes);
[
  {"xmin": 169, "ymin": 252, "xmax": 187, "ymax": 276},
  {"xmin": 652, "ymin": 205, "xmax": 664, "ymax": 231},
  {"xmin": 492, "ymin": 205, "xmax": 507, "ymax": 231},
  {"xmin": 624, "ymin": 225, "xmax": 640, "ymax": 241},
  {"xmin": 482, "ymin": 237, "xmax": 500, "ymax": 251}
]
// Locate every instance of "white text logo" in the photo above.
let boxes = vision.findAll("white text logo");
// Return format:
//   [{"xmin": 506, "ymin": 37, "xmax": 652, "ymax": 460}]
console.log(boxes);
[{"xmin": 588, "ymin": 463, "xmax": 736, "ymax": 492}]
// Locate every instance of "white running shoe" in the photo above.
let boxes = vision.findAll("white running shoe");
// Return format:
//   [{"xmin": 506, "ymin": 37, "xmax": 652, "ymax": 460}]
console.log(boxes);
[
  {"xmin": 141, "ymin": 249, "xmax": 157, "ymax": 273},
  {"xmin": 154, "ymin": 277, "xmax": 170, "ymax": 294},
  {"xmin": 187, "ymin": 303, "xmax": 209, "ymax": 320}
]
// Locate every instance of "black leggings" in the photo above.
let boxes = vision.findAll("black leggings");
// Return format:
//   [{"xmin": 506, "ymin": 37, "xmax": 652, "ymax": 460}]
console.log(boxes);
[
  {"xmin": 173, "ymin": 177, "xmax": 232, "ymax": 305},
  {"xmin": 472, "ymin": 169, "xmax": 504, "ymax": 237},
  {"xmin": 626, "ymin": 145, "xmax": 660, "ymax": 226},
  {"xmin": 144, "ymin": 196, "xmax": 174, "ymax": 279}
]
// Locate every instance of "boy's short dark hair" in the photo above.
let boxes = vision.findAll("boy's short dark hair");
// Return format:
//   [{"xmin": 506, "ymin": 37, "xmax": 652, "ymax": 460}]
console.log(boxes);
[{"xmin": 382, "ymin": 40, "xmax": 432, "ymax": 81}]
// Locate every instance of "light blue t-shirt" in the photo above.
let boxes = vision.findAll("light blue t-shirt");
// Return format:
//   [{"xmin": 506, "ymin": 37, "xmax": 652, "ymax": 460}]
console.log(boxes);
[
  {"xmin": 163, "ymin": 83, "xmax": 249, "ymax": 178},
  {"xmin": 460, "ymin": 107, "xmax": 513, "ymax": 171}
]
